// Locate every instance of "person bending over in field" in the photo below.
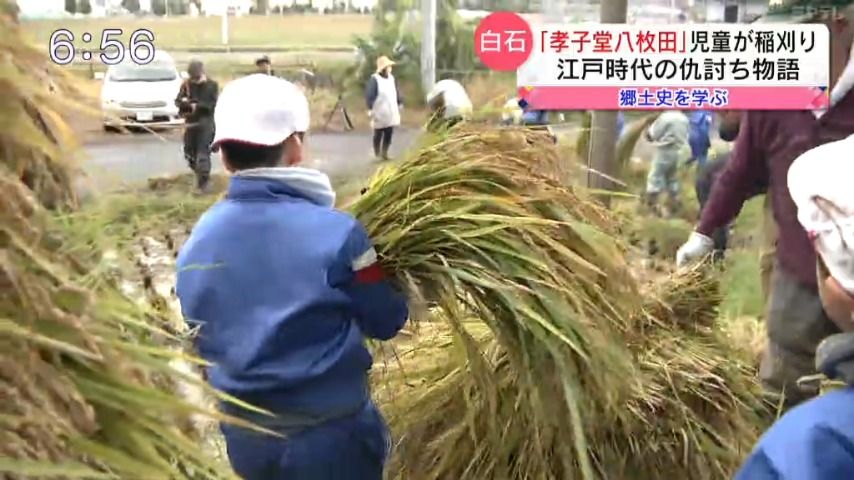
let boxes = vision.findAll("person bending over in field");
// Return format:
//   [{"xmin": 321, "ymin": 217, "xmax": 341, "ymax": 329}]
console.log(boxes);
[{"xmin": 425, "ymin": 78, "xmax": 472, "ymax": 132}]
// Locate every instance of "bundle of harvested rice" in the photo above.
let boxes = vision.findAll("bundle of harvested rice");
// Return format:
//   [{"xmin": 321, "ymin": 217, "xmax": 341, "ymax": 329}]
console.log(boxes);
[
  {"xmin": 350, "ymin": 125, "xmax": 768, "ymax": 479},
  {"xmin": 615, "ymin": 113, "xmax": 659, "ymax": 174},
  {"xmin": 574, "ymin": 112, "xmax": 658, "ymax": 179},
  {"xmin": 0, "ymin": 8, "xmax": 239, "ymax": 478},
  {"xmin": 352, "ymin": 125, "xmax": 643, "ymax": 479},
  {"xmin": 599, "ymin": 266, "xmax": 767, "ymax": 478},
  {"xmin": 0, "ymin": 9, "xmax": 85, "ymax": 211}
]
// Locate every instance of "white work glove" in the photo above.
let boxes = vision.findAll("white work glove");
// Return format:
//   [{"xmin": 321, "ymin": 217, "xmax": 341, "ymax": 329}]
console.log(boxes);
[{"xmin": 676, "ymin": 231, "xmax": 715, "ymax": 267}]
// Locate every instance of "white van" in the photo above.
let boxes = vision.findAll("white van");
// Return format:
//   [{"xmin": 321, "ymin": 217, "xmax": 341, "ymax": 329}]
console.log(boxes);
[{"xmin": 100, "ymin": 51, "xmax": 185, "ymax": 130}]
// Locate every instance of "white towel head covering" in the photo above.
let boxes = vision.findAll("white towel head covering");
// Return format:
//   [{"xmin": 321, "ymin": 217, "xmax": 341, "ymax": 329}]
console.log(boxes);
[{"xmin": 788, "ymin": 134, "xmax": 854, "ymax": 295}]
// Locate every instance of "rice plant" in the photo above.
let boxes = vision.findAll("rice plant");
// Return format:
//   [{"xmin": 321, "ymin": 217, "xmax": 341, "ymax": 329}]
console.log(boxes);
[
  {"xmin": 351, "ymin": 125, "xmax": 770, "ymax": 480},
  {"xmin": 0, "ymin": 7, "xmax": 243, "ymax": 478}
]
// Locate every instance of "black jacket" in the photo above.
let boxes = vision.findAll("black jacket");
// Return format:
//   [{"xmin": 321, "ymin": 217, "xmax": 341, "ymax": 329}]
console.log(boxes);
[{"xmin": 176, "ymin": 79, "xmax": 219, "ymax": 123}]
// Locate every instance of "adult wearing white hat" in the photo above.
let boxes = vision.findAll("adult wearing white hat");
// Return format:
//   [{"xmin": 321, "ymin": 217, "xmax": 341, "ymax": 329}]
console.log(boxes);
[
  {"xmin": 176, "ymin": 74, "xmax": 409, "ymax": 480},
  {"xmin": 365, "ymin": 55, "xmax": 402, "ymax": 161},
  {"xmin": 425, "ymin": 78, "xmax": 472, "ymax": 131},
  {"xmin": 736, "ymin": 134, "xmax": 854, "ymax": 479}
]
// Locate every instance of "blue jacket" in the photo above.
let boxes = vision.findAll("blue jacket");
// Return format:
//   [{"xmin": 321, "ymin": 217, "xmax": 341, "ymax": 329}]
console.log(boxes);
[
  {"xmin": 735, "ymin": 388, "xmax": 854, "ymax": 480},
  {"xmin": 736, "ymin": 332, "xmax": 854, "ymax": 480},
  {"xmin": 176, "ymin": 168, "xmax": 408, "ymax": 422},
  {"xmin": 687, "ymin": 110, "xmax": 712, "ymax": 159},
  {"xmin": 521, "ymin": 109, "xmax": 549, "ymax": 125}
]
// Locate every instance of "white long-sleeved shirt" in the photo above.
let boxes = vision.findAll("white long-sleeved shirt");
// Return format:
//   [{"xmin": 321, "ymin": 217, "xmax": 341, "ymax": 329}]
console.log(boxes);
[{"xmin": 426, "ymin": 79, "xmax": 473, "ymax": 120}]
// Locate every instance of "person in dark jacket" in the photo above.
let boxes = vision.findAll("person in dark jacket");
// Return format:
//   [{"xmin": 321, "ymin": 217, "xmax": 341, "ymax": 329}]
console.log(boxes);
[
  {"xmin": 255, "ymin": 55, "xmax": 272, "ymax": 75},
  {"xmin": 735, "ymin": 135, "xmax": 854, "ymax": 480},
  {"xmin": 717, "ymin": 110, "xmax": 741, "ymax": 142},
  {"xmin": 176, "ymin": 60, "xmax": 219, "ymax": 193},
  {"xmin": 694, "ymin": 151, "xmax": 729, "ymax": 261},
  {"xmin": 364, "ymin": 56, "xmax": 402, "ymax": 161},
  {"xmin": 677, "ymin": 8, "xmax": 854, "ymax": 408},
  {"xmin": 176, "ymin": 74, "xmax": 409, "ymax": 479}
]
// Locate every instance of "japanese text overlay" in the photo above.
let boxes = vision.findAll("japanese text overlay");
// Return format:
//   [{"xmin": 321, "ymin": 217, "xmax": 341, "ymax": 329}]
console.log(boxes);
[{"xmin": 475, "ymin": 13, "xmax": 831, "ymax": 110}]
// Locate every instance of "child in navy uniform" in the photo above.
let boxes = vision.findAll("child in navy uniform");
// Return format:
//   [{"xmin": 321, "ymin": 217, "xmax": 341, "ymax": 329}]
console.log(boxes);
[{"xmin": 176, "ymin": 74, "xmax": 409, "ymax": 479}]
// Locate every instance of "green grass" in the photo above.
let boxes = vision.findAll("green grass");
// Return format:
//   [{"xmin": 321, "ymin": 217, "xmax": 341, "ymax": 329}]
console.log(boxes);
[
  {"xmin": 24, "ymin": 14, "xmax": 372, "ymax": 50},
  {"xmin": 636, "ymin": 216, "xmax": 694, "ymax": 259},
  {"xmin": 719, "ymin": 196, "xmax": 766, "ymax": 319},
  {"xmin": 719, "ymin": 249, "xmax": 764, "ymax": 318}
]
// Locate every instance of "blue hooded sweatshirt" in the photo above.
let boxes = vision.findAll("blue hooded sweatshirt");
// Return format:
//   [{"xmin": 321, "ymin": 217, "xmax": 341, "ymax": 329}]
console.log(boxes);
[
  {"xmin": 176, "ymin": 167, "xmax": 409, "ymax": 425},
  {"xmin": 735, "ymin": 332, "xmax": 854, "ymax": 480},
  {"xmin": 687, "ymin": 110, "xmax": 712, "ymax": 163}
]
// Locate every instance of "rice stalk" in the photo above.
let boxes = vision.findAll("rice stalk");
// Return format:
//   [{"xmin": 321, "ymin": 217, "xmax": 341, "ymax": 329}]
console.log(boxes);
[
  {"xmin": 0, "ymin": 7, "xmax": 238, "ymax": 478},
  {"xmin": 351, "ymin": 125, "xmax": 769, "ymax": 480},
  {"xmin": 615, "ymin": 113, "xmax": 659, "ymax": 174}
]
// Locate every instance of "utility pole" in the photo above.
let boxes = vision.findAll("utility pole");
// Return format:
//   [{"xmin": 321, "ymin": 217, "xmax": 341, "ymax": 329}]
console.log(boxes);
[
  {"xmin": 586, "ymin": 0, "xmax": 627, "ymax": 205},
  {"xmin": 421, "ymin": 0, "xmax": 437, "ymax": 94}
]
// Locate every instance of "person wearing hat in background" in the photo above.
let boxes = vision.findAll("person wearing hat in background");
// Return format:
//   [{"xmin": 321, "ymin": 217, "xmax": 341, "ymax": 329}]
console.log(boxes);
[
  {"xmin": 677, "ymin": 6, "xmax": 854, "ymax": 409},
  {"xmin": 176, "ymin": 59, "xmax": 219, "ymax": 193},
  {"xmin": 365, "ymin": 55, "xmax": 402, "ymax": 161},
  {"xmin": 255, "ymin": 55, "xmax": 273, "ymax": 76},
  {"xmin": 425, "ymin": 78, "xmax": 472, "ymax": 132},
  {"xmin": 176, "ymin": 74, "xmax": 409, "ymax": 479},
  {"xmin": 735, "ymin": 134, "xmax": 854, "ymax": 480}
]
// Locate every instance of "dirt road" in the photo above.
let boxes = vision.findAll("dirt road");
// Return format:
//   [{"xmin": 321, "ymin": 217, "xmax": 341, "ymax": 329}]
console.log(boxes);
[{"xmin": 78, "ymin": 128, "xmax": 419, "ymax": 194}]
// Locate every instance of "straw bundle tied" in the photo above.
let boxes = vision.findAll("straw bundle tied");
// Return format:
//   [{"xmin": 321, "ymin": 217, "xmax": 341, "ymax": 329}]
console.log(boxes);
[
  {"xmin": 0, "ymin": 8, "xmax": 242, "ymax": 478},
  {"xmin": 351, "ymin": 125, "xmax": 769, "ymax": 480}
]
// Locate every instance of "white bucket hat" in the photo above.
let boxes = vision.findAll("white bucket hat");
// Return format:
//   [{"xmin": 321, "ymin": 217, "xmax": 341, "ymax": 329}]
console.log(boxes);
[
  {"xmin": 212, "ymin": 74, "xmax": 309, "ymax": 149},
  {"xmin": 788, "ymin": 134, "xmax": 854, "ymax": 294}
]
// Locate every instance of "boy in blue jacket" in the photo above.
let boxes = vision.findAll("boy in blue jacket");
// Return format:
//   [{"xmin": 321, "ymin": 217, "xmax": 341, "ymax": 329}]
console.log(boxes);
[
  {"xmin": 735, "ymin": 135, "xmax": 854, "ymax": 480},
  {"xmin": 176, "ymin": 74, "xmax": 409, "ymax": 480}
]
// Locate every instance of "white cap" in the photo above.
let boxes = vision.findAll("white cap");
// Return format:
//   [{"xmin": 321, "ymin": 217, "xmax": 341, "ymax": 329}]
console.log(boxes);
[
  {"xmin": 212, "ymin": 74, "xmax": 309, "ymax": 149},
  {"xmin": 788, "ymin": 134, "xmax": 854, "ymax": 294}
]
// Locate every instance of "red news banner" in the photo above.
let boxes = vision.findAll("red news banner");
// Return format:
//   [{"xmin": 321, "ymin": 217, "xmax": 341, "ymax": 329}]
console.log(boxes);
[{"xmin": 474, "ymin": 11, "xmax": 831, "ymax": 110}]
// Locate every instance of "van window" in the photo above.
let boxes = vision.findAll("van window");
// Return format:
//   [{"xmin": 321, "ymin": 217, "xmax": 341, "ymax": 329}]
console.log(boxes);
[{"xmin": 109, "ymin": 61, "xmax": 177, "ymax": 82}]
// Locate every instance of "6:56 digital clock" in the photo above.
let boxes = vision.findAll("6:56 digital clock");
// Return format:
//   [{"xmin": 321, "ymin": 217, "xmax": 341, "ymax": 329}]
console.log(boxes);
[{"xmin": 49, "ymin": 28, "xmax": 156, "ymax": 66}]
